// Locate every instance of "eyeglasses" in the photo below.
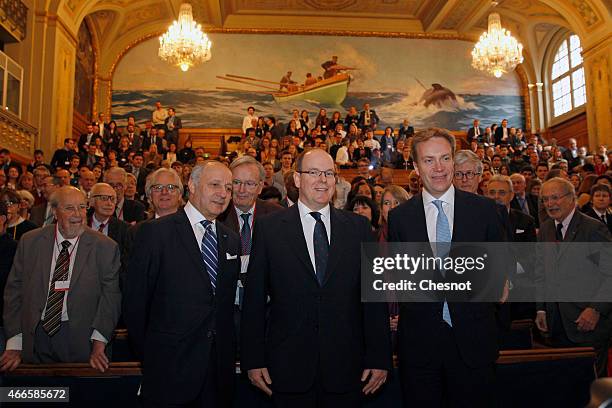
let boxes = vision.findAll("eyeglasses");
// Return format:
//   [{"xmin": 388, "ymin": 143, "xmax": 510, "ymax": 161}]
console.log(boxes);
[
  {"xmin": 108, "ymin": 182, "xmax": 124, "ymax": 190},
  {"xmin": 540, "ymin": 192, "xmax": 571, "ymax": 204},
  {"xmin": 232, "ymin": 180, "xmax": 260, "ymax": 190},
  {"xmin": 207, "ymin": 182, "xmax": 233, "ymax": 193},
  {"xmin": 1, "ymin": 200, "xmax": 18, "ymax": 206},
  {"xmin": 297, "ymin": 169, "xmax": 337, "ymax": 179},
  {"xmin": 150, "ymin": 184, "xmax": 180, "ymax": 193},
  {"xmin": 487, "ymin": 189, "xmax": 509, "ymax": 197},
  {"xmin": 59, "ymin": 204, "xmax": 87, "ymax": 213},
  {"xmin": 92, "ymin": 194, "xmax": 117, "ymax": 202},
  {"xmin": 382, "ymin": 200, "xmax": 400, "ymax": 206},
  {"xmin": 454, "ymin": 171, "xmax": 481, "ymax": 180}
]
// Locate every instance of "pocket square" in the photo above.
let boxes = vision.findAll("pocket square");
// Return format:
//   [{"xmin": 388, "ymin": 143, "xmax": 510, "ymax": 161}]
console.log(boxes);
[
  {"xmin": 515, "ymin": 229, "xmax": 525, "ymax": 234},
  {"xmin": 226, "ymin": 253, "xmax": 238, "ymax": 260}
]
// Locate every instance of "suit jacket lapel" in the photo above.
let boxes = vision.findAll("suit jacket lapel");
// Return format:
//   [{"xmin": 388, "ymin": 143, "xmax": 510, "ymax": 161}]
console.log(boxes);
[
  {"xmin": 174, "ymin": 210, "xmax": 214, "ymax": 294},
  {"xmin": 557, "ymin": 210, "xmax": 580, "ymax": 259},
  {"xmin": 412, "ymin": 194, "xmax": 434, "ymax": 257},
  {"xmin": 38, "ymin": 226, "xmax": 55, "ymax": 302},
  {"xmin": 283, "ymin": 205, "xmax": 318, "ymax": 283},
  {"xmin": 215, "ymin": 222, "xmax": 231, "ymax": 288},
  {"xmin": 324, "ymin": 208, "xmax": 347, "ymax": 285},
  {"xmin": 70, "ymin": 230, "xmax": 94, "ymax": 289},
  {"xmin": 451, "ymin": 190, "xmax": 468, "ymax": 242}
]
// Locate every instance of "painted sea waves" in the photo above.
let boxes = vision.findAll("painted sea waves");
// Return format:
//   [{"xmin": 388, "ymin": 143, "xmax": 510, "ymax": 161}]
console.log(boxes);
[{"xmin": 112, "ymin": 89, "xmax": 525, "ymax": 131}]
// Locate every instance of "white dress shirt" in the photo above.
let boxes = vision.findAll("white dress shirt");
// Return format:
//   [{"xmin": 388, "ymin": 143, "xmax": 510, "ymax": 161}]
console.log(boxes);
[
  {"xmin": 297, "ymin": 200, "xmax": 331, "ymax": 274},
  {"xmin": 6, "ymin": 227, "xmax": 107, "ymax": 350},
  {"xmin": 184, "ymin": 201, "xmax": 217, "ymax": 248},
  {"xmin": 91, "ymin": 214, "xmax": 110, "ymax": 235},
  {"xmin": 422, "ymin": 185, "xmax": 455, "ymax": 244},
  {"xmin": 242, "ymin": 114, "xmax": 258, "ymax": 134}
]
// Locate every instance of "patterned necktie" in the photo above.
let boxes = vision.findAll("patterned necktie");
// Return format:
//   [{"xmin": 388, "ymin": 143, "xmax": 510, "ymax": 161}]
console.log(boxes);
[
  {"xmin": 42, "ymin": 240, "xmax": 71, "ymax": 336},
  {"xmin": 200, "ymin": 220, "xmax": 218, "ymax": 293},
  {"xmin": 98, "ymin": 223, "xmax": 106, "ymax": 233},
  {"xmin": 310, "ymin": 212, "xmax": 329, "ymax": 286},
  {"xmin": 240, "ymin": 213, "xmax": 252, "ymax": 255},
  {"xmin": 433, "ymin": 200, "xmax": 452, "ymax": 326}
]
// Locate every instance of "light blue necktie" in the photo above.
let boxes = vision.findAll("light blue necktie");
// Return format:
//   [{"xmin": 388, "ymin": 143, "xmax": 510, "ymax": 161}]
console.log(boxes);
[
  {"xmin": 433, "ymin": 200, "xmax": 452, "ymax": 326},
  {"xmin": 200, "ymin": 220, "xmax": 218, "ymax": 293}
]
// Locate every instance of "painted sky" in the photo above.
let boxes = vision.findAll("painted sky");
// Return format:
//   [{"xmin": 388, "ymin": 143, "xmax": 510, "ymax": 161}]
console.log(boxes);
[{"xmin": 113, "ymin": 34, "xmax": 522, "ymax": 96}]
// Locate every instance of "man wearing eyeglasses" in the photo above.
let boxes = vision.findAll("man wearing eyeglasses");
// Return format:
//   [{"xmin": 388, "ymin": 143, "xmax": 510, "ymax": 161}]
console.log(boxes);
[
  {"xmin": 242, "ymin": 149, "xmax": 391, "ymax": 407},
  {"xmin": 535, "ymin": 177, "xmax": 612, "ymax": 377},
  {"xmin": 1, "ymin": 186, "xmax": 121, "ymax": 372},
  {"xmin": 125, "ymin": 161, "xmax": 240, "ymax": 407},
  {"xmin": 104, "ymin": 167, "xmax": 145, "ymax": 224},
  {"xmin": 453, "ymin": 150, "xmax": 483, "ymax": 194}
]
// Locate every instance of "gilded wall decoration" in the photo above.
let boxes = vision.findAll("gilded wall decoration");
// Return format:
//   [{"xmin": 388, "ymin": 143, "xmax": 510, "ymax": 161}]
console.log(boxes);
[
  {"xmin": 73, "ymin": 21, "xmax": 95, "ymax": 121},
  {"xmin": 571, "ymin": 0, "xmax": 600, "ymax": 27}
]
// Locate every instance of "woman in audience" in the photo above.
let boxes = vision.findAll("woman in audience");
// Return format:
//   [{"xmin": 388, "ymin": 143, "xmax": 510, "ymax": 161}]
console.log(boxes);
[
  {"xmin": 348, "ymin": 195, "xmax": 380, "ymax": 234},
  {"xmin": 259, "ymin": 137, "xmax": 272, "ymax": 162},
  {"xmin": 116, "ymin": 136, "xmax": 132, "ymax": 167},
  {"xmin": 287, "ymin": 144, "xmax": 299, "ymax": 160},
  {"xmin": 299, "ymin": 110, "xmax": 312, "ymax": 133},
  {"xmin": 286, "ymin": 119, "xmax": 299, "ymax": 137},
  {"xmin": 16, "ymin": 172, "xmax": 34, "ymax": 192},
  {"xmin": 16, "ymin": 189, "xmax": 34, "ymax": 220},
  {"xmin": 570, "ymin": 173, "xmax": 582, "ymax": 191},
  {"xmin": 347, "ymin": 180, "xmax": 375, "ymax": 204},
  {"xmin": 314, "ymin": 108, "xmax": 328, "ymax": 128},
  {"xmin": 499, "ymin": 164, "xmax": 511, "ymax": 176},
  {"xmin": 268, "ymin": 146, "xmax": 281, "ymax": 171},
  {"xmin": 103, "ymin": 120, "xmax": 120, "ymax": 150},
  {"xmin": 178, "ymin": 138, "xmax": 196, "ymax": 164},
  {"xmin": 94, "ymin": 137, "xmax": 105, "ymax": 157},
  {"xmin": 1, "ymin": 189, "xmax": 36, "ymax": 240},
  {"xmin": 259, "ymin": 185, "xmax": 282, "ymax": 204},
  {"xmin": 346, "ymin": 123, "xmax": 360, "ymax": 143},
  {"xmin": 527, "ymin": 178, "xmax": 542, "ymax": 197},
  {"xmin": 347, "ymin": 144, "xmax": 357, "ymax": 168},
  {"xmin": 144, "ymin": 144, "xmax": 162, "ymax": 168},
  {"xmin": 373, "ymin": 183, "xmax": 385, "ymax": 203},
  {"xmin": 125, "ymin": 173, "xmax": 137, "ymax": 201},
  {"xmin": 164, "ymin": 143, "xmax": 178, "ymax": 164},
  {"xmin": 5, "ymin": 164, "xmax": 21, "ymax": 190},
  {"xmin": 594, "ymin": 154, "xmax": 608, "ymax": 175},
  {"xmin": 328, "ymin": 111, "xmax": 343, "ymax": 131},
  {"xmin": 270, "ymin": 137, "xmax": 279, "ymax": 150},
  {"xmin": 378, "ymin": 185, "xmax": 410, "ymax": 242},
  {"xmin": 92, "ymin": 164, "xmax": 103, "ymax": 182}
]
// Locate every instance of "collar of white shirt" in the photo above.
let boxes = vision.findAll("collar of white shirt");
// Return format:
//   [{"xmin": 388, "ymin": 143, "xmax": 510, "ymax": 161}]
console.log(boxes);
[
  {"xmin": 422, "ymin": 184, "xmax": 456, "ymax": 208},
  {"xmin": 554, "ymin": 208, "xmax": 576, "ymax": 236},
  {"xmin": 297, "ymin": 199, "xmax": 330, "ymax": 221},
  {"xmin": 184, "ymin": 201, "xmax": 216, "ymax": 232},
  {"xmin": 91, "ymin": 214, "xmax": 110, "ymax": 231}
]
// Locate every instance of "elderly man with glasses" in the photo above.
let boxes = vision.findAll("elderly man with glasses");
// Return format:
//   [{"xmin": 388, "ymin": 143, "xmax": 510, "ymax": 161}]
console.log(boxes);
[{"xmin": 453, "ymin": 150, "xmax": 483, "ymax": 194}]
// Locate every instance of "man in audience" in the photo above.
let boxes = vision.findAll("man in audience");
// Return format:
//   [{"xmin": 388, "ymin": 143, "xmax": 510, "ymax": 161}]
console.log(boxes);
[
  {"xmin": 125, "ymin": 161, "xmax": 240, "ymax": 406},
  {"xmin": 510, "ymin": 173, "xmax": 539, "ymax": 222},
  {"xmin": 358, "ymin": 103, "xmax": 380, "ymax": 130},
  {"xmin": 50, "ymin": 138, "xmax": 77, "ymax": 171},
  {"xmin": 151, "ymin": 101, "xmax": 167, "ymax": 130},
  {"xmin": 30, "ymin": 175, "xmax": 61, "ymax": 226},
  {"xmin": 81, "ymin": 144, "xmax": 99, "ymax": 169},
  {"xmin": 1, "ymin": 186, "xmax": 121, "ymax": 372},
  {"xmin": 32, "ymin": 166, "xmax": 50, "ymax": 206},
  {"xmin": 79, "ymin": 169, "xmax": 96, "ymax": 200},
  {"xmin": 104, "ymin": 167, "xmax": 145, "ymax": 223},
  {"xmin": 562, "ymin": 138, "xmax": 581, "ymax": 170},
  {"xmin": 164, "ymin": 107, "xmax": 182, "ymax": 146},
  {"xmin": 0, "ymin": 200, "xmax": 18, "ymax": 352},
  {"xmin": 242, "ymin": 149, "xmax": 391, "ymax": 406},
  {"xmin": 536, "ymin": 162, "xmax": 549, "ymax": 181},
  {"xmin": 494, "ymin": 119, "xmax": 510, "ymax": 145},
  {"xmin": 582, "ymin": 183, "xmax": 612, "ymax": 234},
  {"xmin": 467, "ymin": 119, "xmax": 483, "ymax": 143},
  {"xmin": 27, "ymin": 150, "xmax": 48, "ymax": 173},
  {"xmin": 405, "ymin": 170, "xmax": 421, "ymax": 198},
  {"xmin": 388, "ymin": 128, "xmax": 504, "ymax": 407},
  {"xmin": 55, "ymin": 169, "xmax": 71, "ymax": 187},
  {"xmin": 272, "ymin": 151, "xmax": 294, "ymax": 194},
  {"xmin": 144, "ymin": 168, "xmax": 183, "ymax": 219},
  {"xmin": 78, "ymin": 123, "xmax": 99, "ymax": 152},
  {"xmin": 128, "ymin": 152, "xmax": 150, "ymax": 200},
  {"xmin": 453, "ymin": 150, "xmax": 483, "ymax": 194},
  {"xmin": 280, "ymin": 170, "xmax": 298, "ymax": 207},
  {"xmin": 242, "ymin": 106, "xmax": 258, "ymax": 135},
  {"xmin": 535, "ymin": 177, "xmax": 612, "ymax": 377},
  {"xmin": 357, "ymin": 158, "xmax": 375, "ymax": 184}
]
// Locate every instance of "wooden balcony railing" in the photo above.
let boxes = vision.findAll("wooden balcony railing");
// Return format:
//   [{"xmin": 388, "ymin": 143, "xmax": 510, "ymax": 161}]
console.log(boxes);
[{"xmin": 0, "ymin": 108, "xmax": 36, "ymax": 160}]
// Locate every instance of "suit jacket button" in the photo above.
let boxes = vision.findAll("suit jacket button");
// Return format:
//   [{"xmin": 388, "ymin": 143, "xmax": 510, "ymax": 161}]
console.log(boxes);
[{"xmin": 207, "ymin": 330, "xmax": 214, "ymax": 339}]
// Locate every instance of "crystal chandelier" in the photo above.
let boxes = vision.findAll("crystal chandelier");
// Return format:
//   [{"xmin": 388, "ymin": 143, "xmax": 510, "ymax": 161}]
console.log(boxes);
[
  {"xmin": 158, "ymin": 3, "xmax": 212, "ymax": 72},
  {"xmin": 471, "ymin": 12, "xmax": 523, "ymax": 78}
]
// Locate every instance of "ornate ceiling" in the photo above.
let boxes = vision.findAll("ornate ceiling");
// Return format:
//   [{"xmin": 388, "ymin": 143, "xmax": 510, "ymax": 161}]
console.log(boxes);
[{"xmin": 50, "ymin": 0, "xmax": 609, "ymax": 78}]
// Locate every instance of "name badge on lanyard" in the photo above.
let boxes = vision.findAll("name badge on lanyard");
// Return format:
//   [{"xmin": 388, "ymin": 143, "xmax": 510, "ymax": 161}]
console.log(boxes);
[{"xmin": 54, "ymin": 281, "xmax": 70, "ymax": 291}]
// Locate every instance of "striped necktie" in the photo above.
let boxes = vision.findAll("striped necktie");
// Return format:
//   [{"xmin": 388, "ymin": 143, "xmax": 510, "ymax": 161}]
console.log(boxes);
[
  {"xmin": 433, "ymin": 200, "xmax": 452, "ymax": 326},
  {"xmin": 42, "ymin": 240, "xmax": 71, "ymax": 336},
  {"xmin": 200, "ymin": 220, "xmax": 218, "ymax": 293},
  {"xmin": 240, "ymin": 213, "xmax": 252, "ymax": 255}
]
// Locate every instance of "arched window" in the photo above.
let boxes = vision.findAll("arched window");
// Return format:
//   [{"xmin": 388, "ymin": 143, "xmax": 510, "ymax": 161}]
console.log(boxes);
[{"xmin": 550, "ymin": 34, "xmax": 585, "ymax": 117}]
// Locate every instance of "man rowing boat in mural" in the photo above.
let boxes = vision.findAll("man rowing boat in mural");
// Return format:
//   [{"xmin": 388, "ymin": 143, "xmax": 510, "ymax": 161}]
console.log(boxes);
[{"xmin": 279, "ymin": 71, "xmax": 298, "ymax": 91}]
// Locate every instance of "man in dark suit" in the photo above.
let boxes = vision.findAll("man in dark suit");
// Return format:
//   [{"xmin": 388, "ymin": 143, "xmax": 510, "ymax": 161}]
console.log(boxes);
[
  {"xmin": 388, "ymin": 128, "xmax": 504, "ymax": 407},
  {"xmin": 125, "ymin": 161, "xmax": 240, "ymax": 407},
  {"xmin": 78, "ymin": 124, "xmax": 100, "ymax": 152},
  {"xmin": 1, "ymin": 186, "xmax": 121, "ymax": 372},
  {"xmin": 467, "ymin": 119, "xmax": 484, "ymax": 144},
  {"xmin": 510, "ymin": 173, "xmax": 539, "ymax": 225},
  {"xmin": 358, "ymin": 103, "xmax": 380, "ymax": 131},
  {"xmin": 164, "ymin": 107, "xmax": 182, "ymax": 147},
  {"xmin": 535, "ymin": 177, "xmax": 612, "ymax": 377},
  {"xmin": 494, "ymin": 119, "xmax": 509, "ymax": 145},
  {"xmin": 582, "ymin": 184, "xmax": 612, "ymax": 235},
  {"xmin": 242, "ymin": 149, "xmax": 391, "ymax": 407},
  {"xmin": 127, "ymin": 153, "xmax": 150, "ymax": 200},
  {"xmin": 50, "ymin": 138, "xmax": 77, "ymax": 171},
  {"xmin": 104, "ymin": 167, "xmax": 145, "ymax": 224},
  {"xmin": 279, "ymin": 170, "xmax": 299, "ymax": 208},
  {"xmin": 562, "ymin": 138, "xmax": 581, "ymax": 170},
  {"xmin": 30, "ymin": 175, "xmax": 61, "ymax": 227}
]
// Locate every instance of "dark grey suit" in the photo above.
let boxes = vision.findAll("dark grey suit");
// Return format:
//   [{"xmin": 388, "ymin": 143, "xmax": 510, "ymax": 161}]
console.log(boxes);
[
  {"xmin": 3, "ymin": 226, "xmax": 121, "ymax": 363},
  {"xmin": 536, "ymin": 210, "xmax": 612, "ymax": 375}
]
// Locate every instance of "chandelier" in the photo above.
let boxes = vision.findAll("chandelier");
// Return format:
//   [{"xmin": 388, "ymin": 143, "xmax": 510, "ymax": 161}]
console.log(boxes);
[
  {"xmin": 471, "ymin": 12, "xmax": 523, "ymax": 78},
  {"xmin": 158, "ymin": 3, "xmax": 212, "ymax": 72}
]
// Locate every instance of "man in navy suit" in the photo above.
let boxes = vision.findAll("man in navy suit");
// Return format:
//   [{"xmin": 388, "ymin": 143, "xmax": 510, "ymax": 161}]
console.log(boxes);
[
  {"xmin": 388, "ymin": 128, "xmax": 504, "ymax": 407},
  {"xmin": 125, "ymin": 161, "xmax": 240, "ymax": 407},
  {"xmin": 466, "ymin": 119, "xmax": 484, "ymax": 144},
  {"xmin": 242, "ymin": 149, "xmax": 391, "ymax": 407}
]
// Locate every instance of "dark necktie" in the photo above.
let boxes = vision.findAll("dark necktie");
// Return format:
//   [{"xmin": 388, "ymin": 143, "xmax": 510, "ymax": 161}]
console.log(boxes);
[
  {"xmin": 518, "ymin": 196, "xmax": 528, "ymax": 214},
  {"xmin": 310, "ymin": 212, "xmax": 329, "ymax": 285},
  {"xmin": 42, "ymin": 240, "xmax": 71, "ymax": 336},
  {"xmin": 555, "ymin": 223, "xmax": 564, "ymax": 242},
  {"xmin": 601, "ymin": 215, "xmax": 607, "ymax": 225},
  {"xmin": 98, "ymin": 223, "xmax": 106, "ymax": 233},
  {"xmin": 240, "ymin": 213, "xmax": 251, "ymax": 255},
  {"xmin": 200, "ymin": 220, "xmax": 218, "ymax": 293}
]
